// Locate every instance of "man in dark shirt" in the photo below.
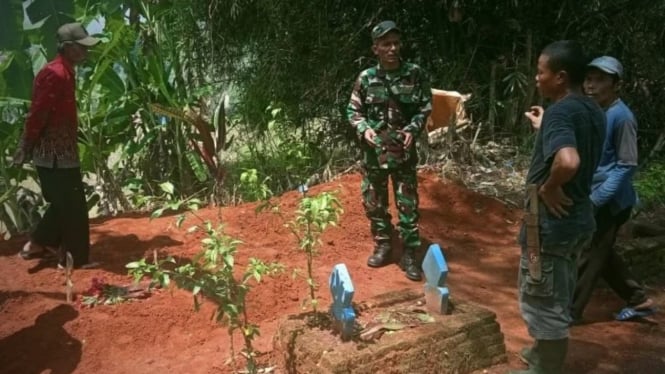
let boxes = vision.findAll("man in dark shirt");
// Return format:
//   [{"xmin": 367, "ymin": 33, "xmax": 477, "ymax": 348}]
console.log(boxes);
[
  {"xmin": 526, "ymin": 57, "xmax": 655, "ymax": 323},
  {"xmin": 510, "ymin": 41, "xmax": 606, "ymax": 374},
  {"xmin": 13, "ymin": 23, "xmax": 100, "ymax": 269}
]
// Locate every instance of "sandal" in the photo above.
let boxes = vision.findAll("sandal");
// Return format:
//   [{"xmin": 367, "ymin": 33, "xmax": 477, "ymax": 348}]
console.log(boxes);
[{"xmin": 614, "ymin": 306, "xmax": 656, "ymax": 321}]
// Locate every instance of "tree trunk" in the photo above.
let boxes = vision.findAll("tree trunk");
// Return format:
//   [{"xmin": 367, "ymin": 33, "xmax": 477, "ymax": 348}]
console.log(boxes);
[{"xmin": 488, "ymin": 62, "xmax": 497, "ymax": 140}]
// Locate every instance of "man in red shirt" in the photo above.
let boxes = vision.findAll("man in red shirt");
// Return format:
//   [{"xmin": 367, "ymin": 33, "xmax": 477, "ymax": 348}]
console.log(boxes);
[{"xmin": 13, "ymin": 23, "xmax": 100, "ymax": 269}]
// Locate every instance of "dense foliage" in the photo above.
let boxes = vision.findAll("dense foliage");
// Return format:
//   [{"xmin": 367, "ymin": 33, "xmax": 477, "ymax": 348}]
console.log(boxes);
[{"xmin": 183, "ymin": 0, "xmax": 664, "ymax": 144}]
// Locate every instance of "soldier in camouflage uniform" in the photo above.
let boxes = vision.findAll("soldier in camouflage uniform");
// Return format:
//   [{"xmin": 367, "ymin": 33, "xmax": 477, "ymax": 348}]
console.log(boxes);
[{"xmin": 347, "ymin": 20, "xmax": 432, "ymax": 281}]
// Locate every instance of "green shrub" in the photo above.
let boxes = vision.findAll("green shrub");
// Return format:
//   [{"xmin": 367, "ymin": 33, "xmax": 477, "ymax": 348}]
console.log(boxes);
[{"xmin": 635, "ymin": 160, "xmax": 665, "ymax": 208}]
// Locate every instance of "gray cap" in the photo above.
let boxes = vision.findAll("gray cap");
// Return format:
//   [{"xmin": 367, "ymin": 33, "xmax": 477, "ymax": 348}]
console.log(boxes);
[
  {"xmin": 371, "ymin": 20, "xmax": 400, "ymax": 40},
  {"xmin": 57, "ymin": 23, "xmax": 100, "ymax": 47},
  {"xmin": 588, "ymin": 56, "xmax": 623, "ymax": 79}
]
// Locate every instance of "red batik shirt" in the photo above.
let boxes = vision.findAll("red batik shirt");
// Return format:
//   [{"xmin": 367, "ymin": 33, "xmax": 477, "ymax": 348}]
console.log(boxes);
[{"xmin": 19, "ymin": 54, "xmax": 80, "ymax": 168}]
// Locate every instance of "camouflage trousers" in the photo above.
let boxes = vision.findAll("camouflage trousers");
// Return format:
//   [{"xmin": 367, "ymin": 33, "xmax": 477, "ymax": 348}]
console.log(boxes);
[{"xmin": 361, "ymin": 165, "xmax": 420, "ymax": 250}]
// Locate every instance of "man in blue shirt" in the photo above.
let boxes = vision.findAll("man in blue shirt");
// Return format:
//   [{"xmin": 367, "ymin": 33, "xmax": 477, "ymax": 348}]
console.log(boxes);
[{"xmin": 571, "ymin": 56, "xmax": 654, "ymax": 323}]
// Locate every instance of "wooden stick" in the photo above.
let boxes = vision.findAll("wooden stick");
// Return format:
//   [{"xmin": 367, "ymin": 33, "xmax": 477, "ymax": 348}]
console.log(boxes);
[
  {"xmin": 65, "ymin": 252, "xmax": 74, "ymax": 303},
  {"xmin": 525, "ymin": 184, "xmax": 541, "ymax": 281}
]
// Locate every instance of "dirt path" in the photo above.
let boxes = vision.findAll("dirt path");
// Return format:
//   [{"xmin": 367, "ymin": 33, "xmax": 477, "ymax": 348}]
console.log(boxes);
[{"xmin": 1, "ymin": 172, "xmax": 663, "ymax": 374}]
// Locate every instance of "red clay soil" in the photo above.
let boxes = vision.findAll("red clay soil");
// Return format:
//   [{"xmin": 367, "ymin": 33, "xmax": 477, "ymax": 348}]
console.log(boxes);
[{"xmin": 1, "ymin": 172, "xmax": 663, "ymax": 374}]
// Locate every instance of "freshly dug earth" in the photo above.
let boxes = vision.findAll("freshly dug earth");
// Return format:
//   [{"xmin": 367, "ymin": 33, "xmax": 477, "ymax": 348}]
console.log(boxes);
[{"xmin": 1, "ymin": 172, "xmax": 663, "ymax": 374}]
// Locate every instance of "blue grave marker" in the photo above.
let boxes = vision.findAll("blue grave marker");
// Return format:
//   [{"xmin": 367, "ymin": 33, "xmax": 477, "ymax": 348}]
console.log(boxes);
[
  {"xmin": 297, "ymin": 184, "xmax": 309, "ymax": 195},
  {"xmin": 329, "ymin": 263, "xmax": 356, "ymax": 340},
  {"xmin": 422, "ymin": 244, "xmax": 450, "ymax": 314}
]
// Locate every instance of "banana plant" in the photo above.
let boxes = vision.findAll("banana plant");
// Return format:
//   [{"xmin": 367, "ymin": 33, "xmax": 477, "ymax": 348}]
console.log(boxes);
[
  {"xmin": 75, "ymin": 1, "xmax": 222, "ymax": 208},
  {"xmin": 0, "ymin": 95, "xmax": 43, "ymax": 236},
  {"xmin": 121, "ymin": 0, "xmax": 236, "ymax": 197},
  {"xmin": 2, "ymin": 0, "xmax": 236, "ymax": 225}
]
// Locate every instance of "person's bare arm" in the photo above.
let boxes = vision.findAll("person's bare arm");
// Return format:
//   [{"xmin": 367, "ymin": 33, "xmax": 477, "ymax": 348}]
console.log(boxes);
[{"xmin": 539, "ymin": 147, "xmax": 579, "ymax": 218}]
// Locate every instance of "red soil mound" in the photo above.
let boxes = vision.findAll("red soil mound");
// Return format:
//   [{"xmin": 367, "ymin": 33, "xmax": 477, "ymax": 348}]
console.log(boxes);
[{"xmin": 1, "ymin": 172, "xmax": 663, "ymax": 373}]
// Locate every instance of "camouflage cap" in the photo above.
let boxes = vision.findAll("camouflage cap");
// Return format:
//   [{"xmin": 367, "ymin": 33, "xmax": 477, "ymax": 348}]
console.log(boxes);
[
  {"xmin": 371, "ymin": 20, "xmax": 400, "ymax": 40},
  {"xmin": 57, "ymin": 23, "xmax": 100, "ymax": 47}
]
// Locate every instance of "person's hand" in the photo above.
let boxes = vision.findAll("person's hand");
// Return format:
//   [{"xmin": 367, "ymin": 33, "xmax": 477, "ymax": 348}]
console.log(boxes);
[
  {"xmin": 399, "ymin": 130, "xmax": 414, "ymax": 149},
  {"xmin": 538, "ymin": 184, "xmax": 573, "ymax": 218},
  {"xmin": 363, "ymin": 128, "xmax": 378, "ymax": 147},
  {"xmin": 525, "ymin": 106, "xmax": 544, "ymax": 130},
  {"xmin": 12, "ymin": 148, "xmax": 26, "ymax": 167}
]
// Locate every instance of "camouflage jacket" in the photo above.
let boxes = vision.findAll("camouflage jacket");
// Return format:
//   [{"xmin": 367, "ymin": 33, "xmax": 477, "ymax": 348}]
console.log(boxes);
[{"xmin": 347, "ymin": 62, "xmax": 432, "ymax": 169}]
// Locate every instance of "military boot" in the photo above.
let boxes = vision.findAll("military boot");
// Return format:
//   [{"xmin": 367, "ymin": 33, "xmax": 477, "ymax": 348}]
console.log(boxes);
[
  {"xmin": 507, "ymin": 338, "xmax": 568, "ymax": 374},
  {"xmin": 399, "ymin": 248, "xmax": 421, "ymax": 281},
  {"xmin": 367, "ymin": 242, "xmax": 392, "ymax": 267}
]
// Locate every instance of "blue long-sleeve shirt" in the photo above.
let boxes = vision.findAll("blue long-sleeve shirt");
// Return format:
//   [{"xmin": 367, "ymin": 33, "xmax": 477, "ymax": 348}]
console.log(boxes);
[{"xmin": 590, "ymin": 99, "xmax": 638, "ymax": 213}]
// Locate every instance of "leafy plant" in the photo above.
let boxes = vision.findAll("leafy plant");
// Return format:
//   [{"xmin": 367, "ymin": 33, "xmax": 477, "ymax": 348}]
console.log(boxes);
[
  {"xmin": 257, "ymin": 190, "xmax": 343, "ymax": 312},
  {"xmin": 286, "ymin": 191, "xmax": 343, "ymax": 312},
  {"xmin": 148, "ymin": 100, "xmax": 228, "ymax": 187},
  {"xmin": 143, "ymin": 181, "xmax": 203, "ymax": 220},
  {"xmin": 127, "ymin": 251, "xmax": 176, "ymax": 290},
  {"xmin": 635, "ymin": 160, "xmax": 665, "ymax": 208},
  {"xmin": 224, "ymin": 104, "xmax": 329, "ymax": 203},
  {"xmin": 238, "ymin": 168, "xmax": 272, "ymax": 202},
  {"xmin": 0, "ymin": 99, "xmax": 42, "ymax": 237},
  {"xmin": 127, "ymin": 213, "xmax": 282, "ymax": 373}
]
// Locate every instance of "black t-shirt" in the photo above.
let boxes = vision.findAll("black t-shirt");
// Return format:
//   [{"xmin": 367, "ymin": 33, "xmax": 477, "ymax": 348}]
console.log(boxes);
[{"xmin": 525, "ymin": 94, "xmax": 606, "ymax": 244}]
